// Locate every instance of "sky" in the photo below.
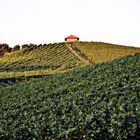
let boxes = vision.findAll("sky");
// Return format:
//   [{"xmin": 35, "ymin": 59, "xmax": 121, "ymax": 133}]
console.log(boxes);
[{"xmin": 0, "ymin": 0, "xmax": 140, "ymax": 47}]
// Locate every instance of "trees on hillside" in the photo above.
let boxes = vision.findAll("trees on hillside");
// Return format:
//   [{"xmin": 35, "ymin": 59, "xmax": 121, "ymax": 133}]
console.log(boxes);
[
  {"xmin": 12, "ymin": 45, "xmax": 20, "ymax": 51},
  {"xmin": 0, "ymin": 43, "xmax": 11, "ymax": 57}
]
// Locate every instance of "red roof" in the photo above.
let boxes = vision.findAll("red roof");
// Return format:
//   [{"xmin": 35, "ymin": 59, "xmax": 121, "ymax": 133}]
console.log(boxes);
[{"xmin": 65, "ymin": 35, "xmax": 79, "ymax": 39}]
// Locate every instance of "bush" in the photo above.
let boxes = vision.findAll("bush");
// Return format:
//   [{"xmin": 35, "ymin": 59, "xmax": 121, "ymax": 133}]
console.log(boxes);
[
  {"xmin": 0, "ymin": 43, "xmax": 11, "ymax": 57},
  {"xmin": 12, "ymin": 45, "xmax": 20, "ymax": 51}
]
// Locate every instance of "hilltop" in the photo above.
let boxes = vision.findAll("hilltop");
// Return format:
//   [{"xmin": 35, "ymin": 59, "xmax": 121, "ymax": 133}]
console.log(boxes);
[
  {"xmin": 0, "ymin": 52, "xmax": 140, "ymax": 139},
  {"xmin": 0, "ymin": 41, "xmax": 140, "ymax": 78}
]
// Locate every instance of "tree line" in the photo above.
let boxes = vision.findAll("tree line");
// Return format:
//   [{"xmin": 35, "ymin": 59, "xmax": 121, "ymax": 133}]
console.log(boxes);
[
  {"xmin": 0, "ymin": 43, "xmax": 47, "ymax": 57},
  {"xmin": 0, "ymin": 43, "xmax": 20, "ymax": 57}
]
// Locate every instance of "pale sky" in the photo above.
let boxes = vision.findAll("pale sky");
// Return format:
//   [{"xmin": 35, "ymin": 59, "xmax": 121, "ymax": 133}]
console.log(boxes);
[{"xmin": 0, "ymin": 0, "xmax": 140, "ymax": 47}]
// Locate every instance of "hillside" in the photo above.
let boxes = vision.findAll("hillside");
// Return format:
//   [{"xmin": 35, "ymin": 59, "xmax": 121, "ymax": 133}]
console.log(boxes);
[
  {"xmin": 73, "ymin": 42, "xmax": 140, "ymax": 63},
  {"xmin": 0, "ymin": 43, "xmax": 80, "ymax": 78},
  {"xmin": 0, "ymin": 42, "xmax": 140, "ymax": 78},
  {"xmin": 0, "ymin": 52, "xmax": 140, "ymax": 139}
]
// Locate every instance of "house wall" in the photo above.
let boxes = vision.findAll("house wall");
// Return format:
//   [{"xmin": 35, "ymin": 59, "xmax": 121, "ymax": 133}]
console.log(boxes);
[{"xmin": 66, "ymin": 39, "xmax": 78, "ymax": 42}]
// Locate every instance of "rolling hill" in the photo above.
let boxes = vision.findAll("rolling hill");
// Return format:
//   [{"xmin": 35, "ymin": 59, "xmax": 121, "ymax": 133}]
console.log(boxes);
[
  {"xmin": 73, "ymin": 41, "xmax": 140, "ymax": 63},
  {"xmin": 0, "ymin": 41, "xmax": 140, "ymax": 78},
  {"xmin": 0, "ymin": 52, "xmax": 140, "ymax": 139},
  {"xmin": 0, "ymin": 43, "xmax": 80, "ymax": 78},
  {"xmin": 0, "ymin": 41, "xmax": 140, "ymax": 139}
]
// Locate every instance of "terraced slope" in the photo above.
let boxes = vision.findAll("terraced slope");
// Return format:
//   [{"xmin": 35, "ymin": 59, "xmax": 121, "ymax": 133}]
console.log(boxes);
[
  {"xmin": 74, "ymin": 42, "xmax": 140, "ymax": 63},
  {"xmin": 65, "ymin": 43, "xmax": 93, "ymax": 64},
  {"xmin": 0, "ymin": 53, "xmax": 140, "ymax": 139},
  {"xmin": 0, "ymin": 41, "xmax": 140, "ymax": 78},
  {"xmin": 0, "ymin": 43, "xmax": 80, "ymax": 78}
]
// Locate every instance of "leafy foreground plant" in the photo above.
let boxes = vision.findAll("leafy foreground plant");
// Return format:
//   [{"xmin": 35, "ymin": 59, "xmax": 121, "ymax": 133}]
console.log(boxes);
[{"xmin": 0, "ymin": 53, "xmax": 140, "ymax": 140}]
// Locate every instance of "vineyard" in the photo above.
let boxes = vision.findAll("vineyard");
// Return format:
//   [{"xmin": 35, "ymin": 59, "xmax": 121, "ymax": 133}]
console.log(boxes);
[
  {"xmin": 0, "ymin": 43, "xmax": 80, "ymax": 78},
  {"xmin": 0, "ymin": 52, "xmax": 140, "ymax": 139},
  {"xmin": 0, "ymin": 42, "xmax": 140, "ymax": 78},
  {"xmin": 74, "ymin": 42, "xmax": 140, "ymax": 63}
]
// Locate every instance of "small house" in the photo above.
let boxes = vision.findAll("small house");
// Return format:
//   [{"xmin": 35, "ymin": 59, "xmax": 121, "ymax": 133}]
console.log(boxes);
[{"xmin": 65, "ymin": 35, "xmax": 79, "ymax": 42}]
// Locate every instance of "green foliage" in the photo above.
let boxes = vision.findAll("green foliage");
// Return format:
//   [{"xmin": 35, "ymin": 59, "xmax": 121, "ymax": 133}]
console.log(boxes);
[
  {"xmin": 74, "ymin": 41, "xmax": 140, "ymax": 63},
  {"xmin": 0, "ymin": 43, "xmax": 80, "ymax": 78},
  {"xmin": 12, "ymin": 45, "xmax": 20, "ymax": 51},
  {"xmin": 0, "ymin": 53, "xmax": 140, "ymax": 139},
  {"xmin": 0, "ymin": 64, "xmax": 61, "ymax": 72},
  {"xmin": 0, "ymin": 43, "xmax": 11, "ymax": 57},
  {"xmin": 65, "ymin": 43, "xmax": 89, "ymax": 64},
  {"xmin": 0, "ymin": 43, "xmax": 10, "ymax": 51},
  {"xmin": 0, "ymin": 42, "xmax": 140, "ymax": 78}
]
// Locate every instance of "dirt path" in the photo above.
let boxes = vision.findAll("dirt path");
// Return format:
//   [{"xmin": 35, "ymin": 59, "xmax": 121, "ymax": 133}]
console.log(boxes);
[
  {"xmin": 71, "ymin": 44, "xmax": 94, "ymax": 64},
  {"xmin": 64, "ymin": 43, "xmax": 94, "ymax": 64},
  {"xmin": 64, "ymin": 45, "xmax": 81, "ymax": 63}
]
